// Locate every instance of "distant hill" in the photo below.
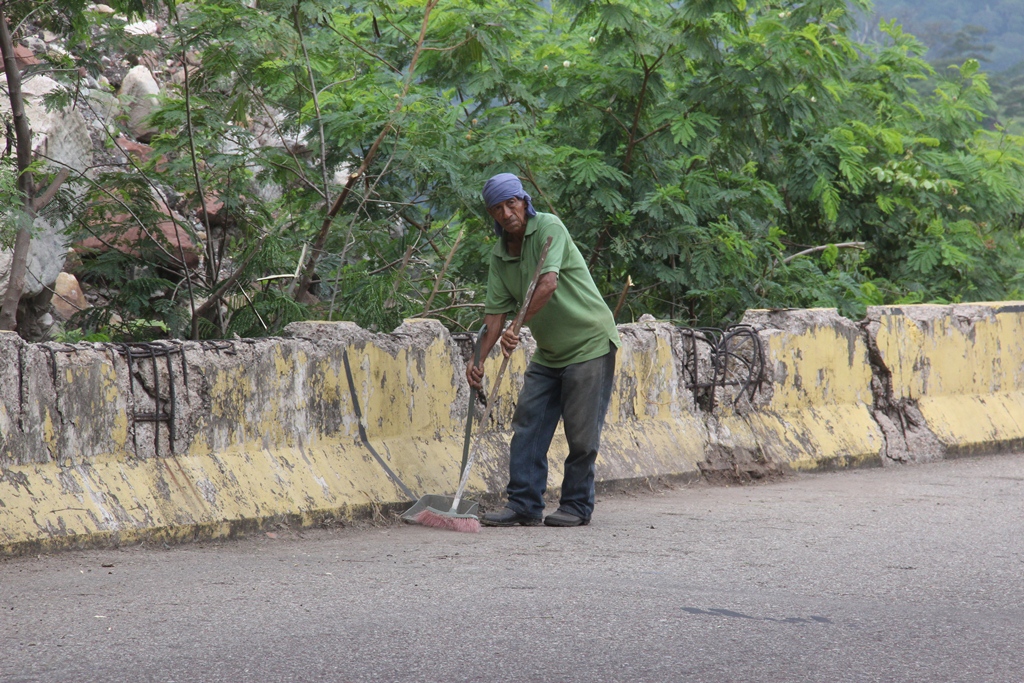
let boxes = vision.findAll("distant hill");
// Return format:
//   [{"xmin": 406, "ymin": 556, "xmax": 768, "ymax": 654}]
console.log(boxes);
[{"xmin": 860, "ymin": 0, "xmax": 1023, "ymax": 71}]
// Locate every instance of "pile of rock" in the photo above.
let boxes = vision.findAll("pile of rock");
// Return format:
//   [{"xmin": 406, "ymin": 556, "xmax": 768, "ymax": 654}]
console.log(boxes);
[
  {"xmin": 0, "ymin": 5, "xmax": 201, "ymax": 339},
  {"xmin": 1, "ymin": 3, "xmax": 310, "ymax": 340}
]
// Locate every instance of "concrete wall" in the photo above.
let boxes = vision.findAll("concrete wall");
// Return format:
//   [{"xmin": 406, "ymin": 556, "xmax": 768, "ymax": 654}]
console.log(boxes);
[
  {"xmin": 865, "ymin": 303, "xmax": 1024, "ymax": 459},
  {"xmin": 708, "ymin": 308, "xmax": 886, "ymax": 478},
  {"xmin": 2, "ymin": 303, "xmax": 1022, "ymax": 553}
]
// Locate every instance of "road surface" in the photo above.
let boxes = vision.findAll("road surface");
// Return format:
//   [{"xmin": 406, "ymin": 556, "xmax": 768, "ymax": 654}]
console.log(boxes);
[{"xmin": 3, "ymin": 454, "xmax": 1023, "ymax": 682}]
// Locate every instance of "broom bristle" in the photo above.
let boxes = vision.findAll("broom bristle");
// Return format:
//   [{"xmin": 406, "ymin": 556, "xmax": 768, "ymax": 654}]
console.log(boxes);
[{"xmin": 412, "ymin": 508, "xmax": 481, "ymax": 533}]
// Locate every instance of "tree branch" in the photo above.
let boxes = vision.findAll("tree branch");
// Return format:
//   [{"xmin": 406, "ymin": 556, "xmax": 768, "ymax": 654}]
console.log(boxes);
[
  {"xmin": 171, "ymin": 6, "xmax": 205, "ymax": 339},
  {"xmin": 192, "ymin": 234, "xmax": 270, "ymax": 321},
  {"xmin": 293, "ymin": 3, "xmax": 333, "ymax": 218},
  {"xmin": 0, "ymin": 6, "xmax": 37, "ymax": 331},
  {"xmin": 623, "ymin": 53, "xmax": 664, "ymax": 173},
  {"xmin": 423, "ymin": 225, "xmax": 462, "ymax": 315},
  {"xmin": 327, "ymin": 20, "xmax": 402, "ymax": 74},
  {"xmin": 31, "ymin": 168, "xmax": 69, "ymax": 212},
  {"xmin": 781, "ymin": 242, "xmax": 866, "ymax": 266},
  {"xmin": 292, "ymin": 0, "xmax": 440, "ymax": 303},
  {"xmin": 518, "ymin": 161, "xmax": 559, "ymax": 215}
]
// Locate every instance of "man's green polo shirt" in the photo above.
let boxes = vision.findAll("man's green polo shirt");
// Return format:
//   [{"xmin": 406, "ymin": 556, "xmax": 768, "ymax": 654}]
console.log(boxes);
[{"xmin": 484, "ymin": 212, "xmax": 621, "ymax": 368}]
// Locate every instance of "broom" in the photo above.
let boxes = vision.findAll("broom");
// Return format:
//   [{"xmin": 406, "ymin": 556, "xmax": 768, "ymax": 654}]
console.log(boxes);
[{"xmin": 413, "ymin": 236, "xmax": 553, "ymax": 532}]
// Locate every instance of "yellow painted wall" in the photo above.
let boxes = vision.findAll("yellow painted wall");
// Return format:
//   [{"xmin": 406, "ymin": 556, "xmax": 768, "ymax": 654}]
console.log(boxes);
[
  {"xmin": 871, "ymin": 303, "xmax": 1024, "ymax": 453},
  {"xmin": 722, "ymin": 309, "xmax": 885, "ymax": 471},
  {"xmin": 5, "ymin": 303, "xmax": 1024, "ymax": 554}
]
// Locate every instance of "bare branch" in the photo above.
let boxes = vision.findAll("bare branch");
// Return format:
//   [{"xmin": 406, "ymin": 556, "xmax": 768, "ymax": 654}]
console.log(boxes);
[
  {"xmin": 518, "ymin": 161, "xmax": 559, "ymax": 215},
  {"xmin": 420, "ymin": 36, "xmax": 473, "ymax": 53},
  {"xmin": 326, "ymin": 23, "xmax": 402, "ymax": 74},
  {"xmin": 581, "ymin": 100, "xmax": 631, "ymax": 137},
  {"xmin": 31, "ymin": 168, "xmax": 69, "ymax": 212},
  {"xmin": 402, "ymin": 212, "xmax": 444, "ymax": 259},
  {"xmin": 233, "ymin": 68, "xmax": 324, "ymax": 198},
  {"xmin": 613, "ymin": 275, "xmax": 633, "ymax": 321},
  {"xmin": 192, "ymin": 234, "xmax": 270, "ymax": 320},
  {"xmin": 781, "ymin": 242, "xmax": 866, "ymax": 266},
  {"xmin": 422, "ymin": 302, "xmax": 484, "ymax": 317},
  {"xmin": 423, "ymin": 225, "xmax": 463, "ymax": 315},
  {"xmin": 293, "ymin": 4, "xmax": 333, "ymax": 213},
  {"xmin": 236, "ymin": 281, "xmax": 268, "ymax": 331}
]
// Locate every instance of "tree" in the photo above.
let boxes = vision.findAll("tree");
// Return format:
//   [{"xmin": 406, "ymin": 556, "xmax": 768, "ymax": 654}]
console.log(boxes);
[
  {"xmin": 39, "ymin": 0, "xmax": 1024, "ymax": 340},
  {"xmin": 0, "ymin": 0, "xmax": 146, "ymax": 333},
  {"xmin": 0, "ymin": 3, "xmax": 37, "ymax": 330}
]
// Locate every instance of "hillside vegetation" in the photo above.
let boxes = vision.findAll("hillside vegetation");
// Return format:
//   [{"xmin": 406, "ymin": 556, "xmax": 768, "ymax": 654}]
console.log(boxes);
[
  {"xmin": 1, "ymin": 0, "xmax": 1022, "ymax": 342},
  {"xmin": 867, "ymin": 0, "xmax": 1023, "ymax": 71},
  {"xmin": 863, "ymin": 1, "xmax": 1024, "ymax": 140}
]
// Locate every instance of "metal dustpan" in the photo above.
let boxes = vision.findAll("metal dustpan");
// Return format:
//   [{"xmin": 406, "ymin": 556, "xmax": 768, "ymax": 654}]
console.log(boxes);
[
  {"xmin": 401, "ymin": 494, "xmax": 479, "ymax": 523},
  {"xmin": 402, "ymin": 323, "xmax": 487, "ymax": 526}
]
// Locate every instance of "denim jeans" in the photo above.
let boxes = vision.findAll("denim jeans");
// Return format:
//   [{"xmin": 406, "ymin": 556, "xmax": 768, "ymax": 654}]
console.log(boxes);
[{"xmin": 505, "ymin": 344, "xmax": 617, "ymax": 520}]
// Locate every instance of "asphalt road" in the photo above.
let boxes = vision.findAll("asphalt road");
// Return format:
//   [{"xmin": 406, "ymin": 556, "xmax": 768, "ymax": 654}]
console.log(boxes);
[{"xmin": 3, "ymin": 454, "xmax": 1023, "ymax": 683}]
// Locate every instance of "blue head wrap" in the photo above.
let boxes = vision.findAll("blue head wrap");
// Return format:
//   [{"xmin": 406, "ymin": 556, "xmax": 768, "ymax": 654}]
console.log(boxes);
[{"xmin": 482, "ymin": 173, "xmax": 537, "ymax": 236}]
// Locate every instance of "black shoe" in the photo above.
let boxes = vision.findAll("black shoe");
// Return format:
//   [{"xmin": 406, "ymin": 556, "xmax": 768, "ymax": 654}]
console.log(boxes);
[
  {"xmin": 481, "ymin": 507, "xmax": 543, "ymax": 527},
  {"xmin": 543, "ymin": 510, "xmax": 590, "ymax": 527}
]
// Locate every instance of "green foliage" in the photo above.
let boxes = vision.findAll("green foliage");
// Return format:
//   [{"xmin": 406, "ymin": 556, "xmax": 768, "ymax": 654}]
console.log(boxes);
[
  {"xmin": 52, "ymin": 327, "xmax": 112, "ymax": 343},
  {"xmin": 49, "ymin": 0, "xmax": 1024, "ymax": 340},
  {"xmin": 0, "ymin": 154, "xmax": 20, "ymax": 249}
]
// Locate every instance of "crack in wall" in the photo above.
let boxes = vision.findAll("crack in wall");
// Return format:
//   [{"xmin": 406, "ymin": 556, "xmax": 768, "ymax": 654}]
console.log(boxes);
[
  {"xmin": 697, "ymin": 308, "xmax": 945, "ymax": 481},
  {"xmin": 861, "ymin": 315, "xmax": 945, "ymax": 464}
]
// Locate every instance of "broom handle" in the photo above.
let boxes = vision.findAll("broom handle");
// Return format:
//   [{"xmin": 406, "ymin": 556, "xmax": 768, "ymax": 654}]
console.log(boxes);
[
  {"xmin": 451, "ymin": 236, "xmax": 553, "ymax": 511},
  {"xmin": 459, "ymin": 322, "xmax": 488, "ymax": 479}
]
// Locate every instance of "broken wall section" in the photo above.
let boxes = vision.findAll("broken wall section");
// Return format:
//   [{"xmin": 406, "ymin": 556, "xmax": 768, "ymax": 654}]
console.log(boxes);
[
  {"xmin": 706, "ymin": 309, "xmax": 886, "ymax": 479},
  {"xmin": 718, "ymin": 302, "xmax": 1024, "ymax": 474},
  {"xmin": 864, "ymin": 303, "xmax": 1024, "ymax": 460}
]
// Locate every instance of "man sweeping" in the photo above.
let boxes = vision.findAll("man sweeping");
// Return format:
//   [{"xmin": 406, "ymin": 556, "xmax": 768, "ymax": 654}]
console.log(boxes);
[{"xmin": 468, "ymin": 173, "xmax": 621, "ymax": 528}]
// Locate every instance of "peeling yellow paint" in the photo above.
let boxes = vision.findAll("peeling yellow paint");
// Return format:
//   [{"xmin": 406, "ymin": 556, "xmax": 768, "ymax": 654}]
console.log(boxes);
[
  {"xmin": 724, "ymin": 310, "xmax": 884, "ymax": 471},
  {"xmin": 6, "ymin": 308, "xmax": 1024, "ymax": 555},
  {"xmin": 111, "ymin": 411, "xmax": 129, "ymax": 451},
  {"xmin": 42, "ymin": 411, "xmax": 56, "ymax": 458},
  {"xmin": 209, "ymin": 366, "xmax": 251, "ymax": 420},
  {"xmin": 101, "ymin": 362, "xmax": 120, "ymax": 404},
  {"xmin": 615, "ymin": 334, "xmax": 679, "ymax": 422},
  {"xmin": 873, "ymin": 303, "xmax": 1024, "ymax": 453},
  {"xmin": 761, "ymin": 316, "xmax": 875, "ymax": 410}
]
